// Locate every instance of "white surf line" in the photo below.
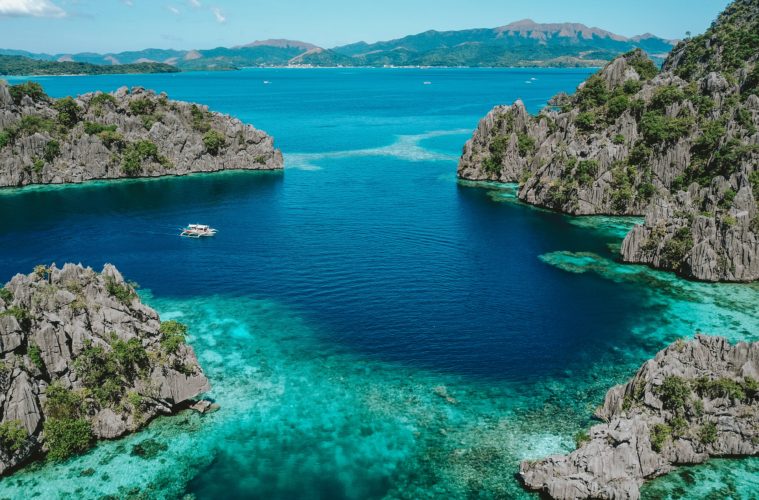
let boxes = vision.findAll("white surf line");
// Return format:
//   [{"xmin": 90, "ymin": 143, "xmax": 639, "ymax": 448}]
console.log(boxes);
[{"xmin": 284, "ymin": 129, "xmax": 471, "ymax": 170}]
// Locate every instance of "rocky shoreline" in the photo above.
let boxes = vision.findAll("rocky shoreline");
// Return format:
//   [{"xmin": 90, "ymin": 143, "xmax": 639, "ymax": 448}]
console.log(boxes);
[
  {"xmin": 519, "ymin": 335, "xmax": 759, "ymax": 499},
  {"xmin": 0, "ymin": 80, "xmax": 283, "ymax": 188},
  {"xmin": 458, "ymin": 0, "xmax": 759, "ymax": 282},
  {"xmin": 0, "ymin": 263, "xmax": 209, "ymax": 475}
]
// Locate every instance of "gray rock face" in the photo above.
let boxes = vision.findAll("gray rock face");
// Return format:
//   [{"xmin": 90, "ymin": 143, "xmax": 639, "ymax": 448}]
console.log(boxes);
[
  {"xmin": 458, "ymin": 2, "xmax": 759, "ymax": 283},
  {"xmin": 519, "ymin": 335, "xmax": 759, "ymax": 499},
  {"xmin": 0, "ymin": 82, "xmax": 283, "ymax": 188},
  {"xmin": 0, "ymin": 263, "xmax": 210, "ymax": 475}
]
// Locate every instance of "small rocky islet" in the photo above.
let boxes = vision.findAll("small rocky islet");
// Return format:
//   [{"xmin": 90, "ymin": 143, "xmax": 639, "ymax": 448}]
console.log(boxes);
[
  {"xmin": 519, "ymin": 335, "xmax": 758, "ymax": 499},
  {"xmin": 0, "ymin": 263, "xmax": 210, "ymax": 475},
  {"xmin": 0, "ymin": 79, "xmax": 283, "ymax": 188},
  {"xmin": 459, "ymin": 0, "xmax": 759, "ymax": 283}
]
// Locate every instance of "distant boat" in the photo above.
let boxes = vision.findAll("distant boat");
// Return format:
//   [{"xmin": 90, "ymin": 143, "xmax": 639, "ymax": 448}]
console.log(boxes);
[
  {"xmin": 423, "ymin": 81, "xmax": 432, "ymax": 85},
  {"xmin": 530, "ymin": 77, "xmax": 537, "ymax": 81},
  {"xmin": 263, "ymin": 80, "xmax": 271, "ymax": 84},
  {"xmin": 180, "ymin": 224, "xmax": 217, "ymax": 238}
]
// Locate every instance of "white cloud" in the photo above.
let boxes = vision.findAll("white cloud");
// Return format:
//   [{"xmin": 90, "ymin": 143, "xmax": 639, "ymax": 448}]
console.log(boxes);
[
  {"xmin": 211, "ymin": 6, "xmax": 224, "ymax": 23},
  {"xmin": 0, "ymin": 0, "xmax": 66, "ymax": 17},
  {"xmin": 187, "ymin": 0, "xmax": 200, "ymax": 7},
  {"xmin": 168, "ymin": 5, "xmax": 180, "ymax": 15},
  {"xmin": 122, "ymin": 0, "xmax": 133, "ymax": 6}
]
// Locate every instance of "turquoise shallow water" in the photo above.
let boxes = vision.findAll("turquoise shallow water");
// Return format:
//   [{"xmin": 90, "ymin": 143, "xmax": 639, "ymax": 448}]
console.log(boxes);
[{"xmin": 0, "ymin": 69, "xmax": 757, "ymax": 499}]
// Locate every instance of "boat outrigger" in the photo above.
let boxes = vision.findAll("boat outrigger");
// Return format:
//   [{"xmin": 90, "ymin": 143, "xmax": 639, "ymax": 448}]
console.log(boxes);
[{"xmin": 180, "ymin": 224, "xmax": 218, "ymax": 238}]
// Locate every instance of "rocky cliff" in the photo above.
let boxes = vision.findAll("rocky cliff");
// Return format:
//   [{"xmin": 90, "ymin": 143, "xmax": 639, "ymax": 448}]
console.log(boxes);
[
  {"xmin": 458, "ymin": 0, "xmax": 759, "ymax": 282},
  {"xmin": 519, "ymin": 335, "xmax": 758, "ymax": 499},
  {"xmin": 0, "ymin": 263, "xmax": 209, "ymax": 474},
  {"xmin": 0, "ymin": 80, "xmax": 283, "ymax": 187}
]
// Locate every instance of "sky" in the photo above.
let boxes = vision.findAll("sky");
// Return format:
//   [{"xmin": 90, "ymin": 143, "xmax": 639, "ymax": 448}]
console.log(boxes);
[{"xmin": 0, "ymin": 0, "xmax": 733, "ymax": 54}]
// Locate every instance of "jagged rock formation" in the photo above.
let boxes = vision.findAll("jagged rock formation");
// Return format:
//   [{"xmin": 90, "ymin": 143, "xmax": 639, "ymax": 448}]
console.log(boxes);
[
  {"xmin": 519, "ymin": 335, "xmax": 759, "ymax": 499},
  {"xmin": 458, "ymin": 0, "xmax": 759, "ymax": 282},
  {"xmin": 0, "ymin": 263, "xmax": 209, "ymax": 475},
  {"xmin": 0, "ymin": 80, "xmax": 283, "ymax": 187}
]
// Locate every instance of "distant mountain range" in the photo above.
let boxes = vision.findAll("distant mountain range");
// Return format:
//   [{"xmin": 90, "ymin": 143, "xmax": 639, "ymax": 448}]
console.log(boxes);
[
  {"xmin": 0, "ymin": 20, "xmax": 676, "ymax": 74},
  {"xmin": 0, "ymin": 55, "xmax": 179, "ymax": 76}
]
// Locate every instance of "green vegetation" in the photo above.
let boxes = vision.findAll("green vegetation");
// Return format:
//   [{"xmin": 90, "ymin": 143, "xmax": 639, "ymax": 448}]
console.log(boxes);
[
  {"xmin": 73, "ymin": 336, "xmax": 148, "ymax": 406},
  {"xmin": 159, "ymin": 320, "xmax": 187, "ymax": 354},
  {"xmin": 612, "ymin": 134, "xmax": 625, "ymax": 145},
  {"xmin": 610, "ymin": 164, "xmax": 636, "ymax": 211},
  {"xmin": 656, "ymin": 375, "xmax": 691, "ymax": 412},
  {"xmin": 649, "ymin": 85, "xmax": 685, "ymax": 112},
  {"xmin": 575, "ymin": 160, "xmax": 598, "ymax": 187},
  {"xmin": 99, "ymin": 130, "xmax": 125, "ymax": 150},
  {"xmin": 623, "ymin": 79, "xmax": 643, "ymax": 95},
  {"xmin": 699, "ymin": 421, "xmax": 718, "ymax": 445},
  {"xmin": 43, "ymin": 384, "xmax": 93, "ymax": 461},
  {"xmin": 607, "ymin": 95, "xmax": 630, "ymax": 119},
  {"xmin": 53, "ymin": 97, "xmax": 82, "ymax": 128},
  {"xmin": 0, "ymin": 306, "xmax": 31, "ymax": 329},
  {"xmin": 483, "ymin": 135, "xmax": 509, "ymax": 175},
  {"xmin": 669, "ymin": 415, "xmax": 689, "ymax": 438},
  {"xmin": 640, "ymin": 112, "xmax": 693, "ymax": 145},
  {"xmin": 694, "ymin": 377, "xmax": 747, "ymax": 401},
  {"xmin": 202, "ymin": 130, "xmax": 227, "ymax": 156},
  {"xmin": 44, "ymin": 384, "xmax": 84, "ymax": 420},
  {"xmin": 32, "ymin": 158, "xmax": 44, "ymax": 176},
  {"xmin": 43, "ymin": 140, "xmax": 60, "ymax": 163},
  {"xmin": 89, "ymin": 93, "xmax": 118, "ymax": 115},
  {"xmin": 672, "ymin": 0, "xmax": 759, "ymax": 80},
  {"xmin": 545, "ymin": 178, "xmax": 577, "ymax": 209},
  {"xmin": 660, "ymin": 227, "xmax": 693, "ymax": 271},
  {"xmin": 74, "ymin": 342, "xmax": 124, "ymax": 405},
  {"xmin": 83, "ymin": 121, "xmax": 117, "ymax": 135},
  {"xmin": 17, "ymin": 115, "xmax": 56, "ymax": 136},
  {"xmin": 105, "ymin": 276, "xmax": 135, "ymax": 304},
  {"xmin": 751, "ymin": 171, "xmax": 759, "ymax": 200},
  {"xmin": 650, "ymin": 423, "xmax": 671, "ymax": 452},
  {"xmin": 574, "ymin": 430, "xmax": 590, "ymax": 448},
  {"xmin": 628, "ymin": 142, "xmax": 651, "ymax": 167},
  {"xmin": 43, "ymin": 418, "xmax": 93, "ymax": 461},
  {"xmin": 575, "ymin": 111, "xmax": 597, "ymax": 131},
  {"xmin": 190, "ymin": 104, "xmax": 212, "ymax": 132},
  {"xmin": 111, "ymin": 336, "xmax": 149, "ymax": 379},
  {"xmin": 0, "ymin": 55, "xmax": 180, "ymax": 77},
  {"xmin": 0, "ymin": 287, "xmax": 12, "ymax": 303},
  {"xmin": 83, "ymin": 121, "xmax": 125, "ymax": 150},
  {"xmin": 28, "ymin": 343, "xmax": 45, "ymax": 372},
  {"xmin": 625, "ymin": 49, "xmax": 659, "ymax": 80},
  {"xmin": 516, "ymin": 132, "xmax": 536, "ymax": 157},
  {"xmin": 128, "ymin": 97, "xmax": 156, "ymax": 116},
  {"xmin": 121, "ymin": 139, "xmax": 163, "ymax": 176},
  {"xmin": 8, "ymin": 81, "xmax": 48, "ymax": 104},
  {"xmin": 0, "ymin": 420, "xmax": 28, "ymax": 455},
  {"xmin": 575, "ymin": 75, "xmax": 609, "ymax": 110}
]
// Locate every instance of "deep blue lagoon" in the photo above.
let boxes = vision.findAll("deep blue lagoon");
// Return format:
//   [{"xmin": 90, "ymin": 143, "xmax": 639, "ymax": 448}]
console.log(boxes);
[{"xmin": 0, "ymin": 68, "xmax": 757, "ymax": 498}]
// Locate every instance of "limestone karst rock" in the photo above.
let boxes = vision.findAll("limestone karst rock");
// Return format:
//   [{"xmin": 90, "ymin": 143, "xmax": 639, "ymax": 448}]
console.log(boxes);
[
  {"xmin": 458, "ymin": 0, "xmax": 759, "ymax": 282},
  {"xmin": 0, "ymin": 263, "xmax": 209, "ymax": 475},
  {"xmin": 519, "ymin": 335, "xmax": 759, "ymax": 499},
  {"xmin": 0, "ymin": 82, "xmax": 283, "ymax": 188}
]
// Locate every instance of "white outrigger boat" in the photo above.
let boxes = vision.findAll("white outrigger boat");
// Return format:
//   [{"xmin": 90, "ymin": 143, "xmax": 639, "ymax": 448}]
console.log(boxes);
[{"xmin": 180, "ymin": 224, "xmax": 218, "ymax": 238}]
